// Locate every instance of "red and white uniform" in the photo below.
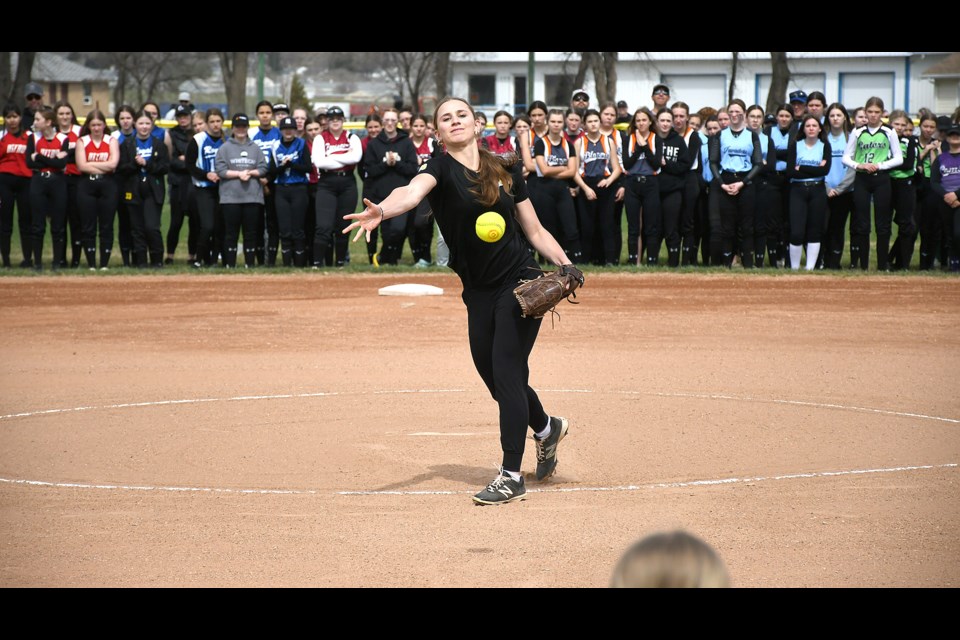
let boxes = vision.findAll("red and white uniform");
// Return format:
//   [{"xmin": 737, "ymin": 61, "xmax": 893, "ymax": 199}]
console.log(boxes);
[
  {"xmin": 0, "ymin": 129, "xmax": 31, "ymax": 178},
  {"xmin": 412, "ymin": 136, "xmax": 436, "ymax": 164},
  {"xmin": 79, "ymin": 135, "xmax": 113, "ymax": 168},
  {"xmin": 62, "ymin": 124, "xmax": 81, "ymax": 176},
  {"xmin": 313, "ymin": 130, "xmax": 361, "ymax": 173},
  {"xmin": 30, "ymin": 132, "xmax": 70, "ymax": 173}
]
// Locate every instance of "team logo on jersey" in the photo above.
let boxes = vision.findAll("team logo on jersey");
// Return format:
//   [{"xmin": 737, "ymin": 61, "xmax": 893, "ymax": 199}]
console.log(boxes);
[{"xmin": 419, "ymin": 162, "xmax": 428, "ymax": 172}]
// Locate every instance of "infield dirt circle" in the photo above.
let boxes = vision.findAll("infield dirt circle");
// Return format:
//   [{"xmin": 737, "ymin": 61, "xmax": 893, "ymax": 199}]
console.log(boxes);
[{"xmin": 0, "ymin": 271, "xmax": 957, "ymax": 587}]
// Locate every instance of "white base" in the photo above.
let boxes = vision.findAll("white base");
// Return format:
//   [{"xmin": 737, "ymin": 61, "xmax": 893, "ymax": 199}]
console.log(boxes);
[{"xmin": 378, "ymin": 283, "xmax": 444, "ymax": 297}]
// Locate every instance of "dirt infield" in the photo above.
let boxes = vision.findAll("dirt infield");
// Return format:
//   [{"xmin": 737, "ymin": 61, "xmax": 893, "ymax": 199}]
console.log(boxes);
[{"xmin": 1, "ymin": 272, "xmax": 957, "ymax": 587}]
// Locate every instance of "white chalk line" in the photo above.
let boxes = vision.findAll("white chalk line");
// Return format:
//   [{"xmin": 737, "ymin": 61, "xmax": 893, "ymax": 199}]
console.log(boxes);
[
  {"xmin": 2, "ymin": 388, "xmax": 955, "ymax": 426},
  {"xmin": 4, "ymin": 463, "xmax": 953, "ymax": 497},
  {"xmin": 338, "ymin": 463, "xmax": 959, "ymax": 496}
]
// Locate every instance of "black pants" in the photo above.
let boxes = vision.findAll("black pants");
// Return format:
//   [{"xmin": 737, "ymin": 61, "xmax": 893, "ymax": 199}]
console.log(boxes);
[
  {"xmin": 788, "ymin": 181, "xmax": 827, "ymax": 245},
  {"xmin": 128, "ymin": 180, "xmax": 164, "ymax": 267},
  {"xmin": 462, "ymin": 261, "xmax": 549, "ymax": 473},
  {"xmin": 76, "ymin": 175, "xmax": 117, "ymax": 268},
  {"xmin": 29, "ymin": 172, "xmax": 67, "ymax": 268},
  {"xmin": 578, "ymin": 176, "xmax": 619, "ymax": 265},
  {"xmin": 194, "ymin": 186, "xmax": 220, "ymax": 266},
  {"xmin": 314, "ymin": 174, "xmax": 356, "ymax": 266},
  {"xmin": 222, "ymin": 202, "xmax": 261, "ymax": 268},
  {"xmin": 536, "ymin": 178, "xmax": 581, "ymax": 263},
  {"xmin": 679, "ymin": 172, "xmax": 700, "ymax": 265},
  {"xmin": 718, "ymin": 176, "xmax": 755, "ymax": 268},
  {"xmin": 166, "ymin": 177, "xmax": 198, "ymax": 258},
  {"xmin": 851, "ymin": 171, "xmax": 892, "ymax": 270},
  {"xmin": 407, "ymin": 198, "xmax": 435, "ymax": 264},
  {"xmin": 275, "ymin": 183, "xmax": 308, "ymax": 266},
  {"xmin": 65, "ymin": 174, "xmax": 81, "ymax": 267},
  {"xmin": 918, "ymin": 190, "xmax": 944, "ymax": 270},
  {"xmin": 257, "ymin": 189, "xmax": 278, "ymax": 265},
  {"xmin": 889, "ymin": 177, "xmax": 917, "ymax": 270},
  {"xmin": 824, "ymin": 191, "xmax": 853, "ymax": 269},
  {"xmin": 623, "ymin": 174, "xmax": 660, "ymax": 265},
  {"xmin": 659, "ymin": 187, "xmax": 682, "ymax": 266},
  {"xmin": 0, "ymin": 172, "xmax": 31, "ymax": 266},
  {"xmin": 114, "ymin": 175, "xmax": 132, "ymax": 266}
]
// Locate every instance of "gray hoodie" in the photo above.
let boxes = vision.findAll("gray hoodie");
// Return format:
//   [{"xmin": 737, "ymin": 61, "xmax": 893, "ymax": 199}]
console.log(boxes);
[{"xmin": 215, "ymin": 136, "xmax": 268, "ymax": 204}]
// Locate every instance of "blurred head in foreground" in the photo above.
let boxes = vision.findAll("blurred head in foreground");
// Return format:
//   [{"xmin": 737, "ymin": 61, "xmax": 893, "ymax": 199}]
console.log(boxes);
[{"xmin": 609, "ymin": 530, "xmax": 730, "ymax": 588}]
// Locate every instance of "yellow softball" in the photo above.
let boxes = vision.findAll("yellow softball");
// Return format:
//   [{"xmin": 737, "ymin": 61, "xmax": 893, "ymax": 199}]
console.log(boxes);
[{"xmin": 475, "ymin": 211, "xmax": 506, "ymax": 243}]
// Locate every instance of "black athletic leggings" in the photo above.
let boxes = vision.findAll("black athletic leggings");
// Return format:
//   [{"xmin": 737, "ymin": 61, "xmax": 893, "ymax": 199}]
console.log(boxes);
[
  {"xmin": 462, "ymin": 260, "xmax": 549, "ymax": 473},
  {"xmin": 275, "ymin": 183, "xmax": 308, "ymax": 266},
  {"xmin": 851, "ymin": 171, "xmax": 892, "ymax": 270},
  {"xmin": 825, "ymin": 191, "xmax": 853, "ymax": 269},
  {"xmin": 314, "ymin": 173, "xmax": 356, "ymax": 266},
  {"xmin": 623, "ymin": 174, "xmax": 660, "ymax": 265},
  {"xmin": 536, "ymin": 177, "xmax": 582, "ymax": 263},
  {"xmin": 166, "ymin": 177, "xmax": 198, "ymax": 257},
  {"xmin": 0, "ymin": 173, "xmax": 31, "ymax": 265},
  {"xmin": 222, "ymin": 202, "xmax": 261, "ymax": 268},
  {"xmin": 717, "ymin": 174, "xmax": 755, "ymax": 268},
  {"xmin": 30, "ymin": 172, "xmax": 67, "ymax": 266},
  {"xmin": 76, "ymin": 175, "xmax": 117, "ymax": 268},
  {"xmin": 194, "ymin": 186, "xmax": 219, "ymax": 265}
]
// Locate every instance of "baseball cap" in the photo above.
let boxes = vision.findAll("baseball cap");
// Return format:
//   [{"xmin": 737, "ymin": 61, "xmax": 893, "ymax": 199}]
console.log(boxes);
[
  {"xmin": 936, "ymin": 115, "xmax": 953, "ymax": 130},
  {"xmin": 789, "ymin": 90, "xmax": 808, "ymax": 104},
  {"xmin": 946, "ymin": 122, "xmax": 960, "ymax": 136},
  {"xmin": 763, "ymin": 113, "xmax": 776, "ymax": 127},
  {"xmin": 178, "ymin": 91, "xmax": 191, "ymax": 102},
  {"xmin": 272, "ymin": 103, "xmax": 290, "ymax": 115},
  {"xmin": 652, "ymin": 84, "xmax": 670, "ymax": 96},
  {"xmin": 25, "ymin": 82, "xmax": 43, "ymax": 98},
  {"xmin": 175, "ymin": 105, "xmax": 192, "ymax": 118},
  {"xmin": 231, "ymin": 113, "xmax": 250, "ymax": 127},
  {"xmin": 571, "ymin": 89, "xmax": 589, "ymax": 102},
  {"xmin": 278, "ymin": 116, "xmax": 296, "ymax": 129},
  {"xmin": 616, "ymin": 100, "xmax": 628, "ymax": 108},
  {"xmin": 326, "ymin": 106, "xmax": 345, "ymax": 119}
]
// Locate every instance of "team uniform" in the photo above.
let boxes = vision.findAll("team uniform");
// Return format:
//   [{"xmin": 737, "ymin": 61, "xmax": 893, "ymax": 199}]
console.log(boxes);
[
  {"xmin": 76, "ymin": 134, "xmax": 118, "ymax": 268},
  {"xmin": 751, "ymin": 127, "xmax": 772, "ymax": 267},
  {"xmin": 709, "ymin": 127, "xmax": 763, "ymax": 268},
  {"xmin": 620, "ymin": 128, "xmax": 661, "ymax": 265},
  {"xmin": 678, "ymin": 126, "xmax": 703, "ymax": 266},
  {"xmin": 0, "ymin": 127, "xmax": 32, "ymax": 267},
  {"xmin": 251, "ymin": 126, "xmax": 281, "ymax": 266},
  {"xmin": 655, "ymin": 128, "xmax": 692, "ymax": 266},
  {"xmin": 60, "ymin": 124, "xmax": 82, "ymax": 267},
  {"xmin": 917, "ymin": 139, "xmax": 942, "ymax": 270},
  {"xmin": 185, "ymin": 130, "xmax": 225, "ymax": 266},
  {"xmin": 408, "ymin": 136, "xmax": 439, "ymax": 264},
  {"xmin": 24, "ymin": 132, "xmax": 70, "ymax": 270},
  {"xmin": 763, "ymin": 123, "xmax": 793, "ymax": 266},
  {"xmin": 215, "ymin": 136, "xmax": 268, "ymax": 268},
  {"xmin": 841, "ymin": 123, "xmax": 902, "ymax": 270},
  {"xmin": 312, "ymin": 129, "xmax": 362, "ymax": 266},
  {"xmin": 362, "ymin": 129, "xmax": 419, "ymax": 265},
  {"xmin": 928, "ymin": 149, "xmax": 960, "ymax": 271},
  {"xmin": 823, "ymin": 130, "xmax": 856, "ymax": 269},
  {"xmin": 786, "ymin": 136, "xmax": 832, "ymax": 269},
  {"xmin": 419, "ymin": 154, "xmax": 555, "ymax": 478},
  {"xmin": 166, "ymin": 124, "xmax": 198, "ymax": 263},
  {"xmin": 110, "ymin": 128, "xmax": 136, "ymax": 266},
  {"xmin": 117, "ymin": 134, "xmax": 169, "ymax": 267},
  {"xmin": 888, "ymin": 134, "xmax": 919, "ymax": 270},
  {"xmin": 534, "ymin": 135, "xmax": 582, "ymax": 262},
  {"xmin": 269, "ymin": 135, "xmax": 312, "ymax": 266},
  {"xmin": 575, "ymin": 133, "xmax": 619, "ymax": 265}
]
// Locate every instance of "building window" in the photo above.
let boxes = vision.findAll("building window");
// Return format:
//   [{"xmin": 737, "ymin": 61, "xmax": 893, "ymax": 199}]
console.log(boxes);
[
  {"xmin": 60, "ymin": 83, "xmax": 69, "ymax": 103},
  {"xmin": 82, "ymin": 82, "xmax": 93, "ymax": 106},
  {"xmin": 468, "ymin": 75, "xmax": 496, "ymax": 107},
  {"xmin": 544, "ymin": 74, "xmax": 574, "ymax": 109},
  {"xmin": 514, "ymin": 76, "xmax": 527, "ymax": 115}
]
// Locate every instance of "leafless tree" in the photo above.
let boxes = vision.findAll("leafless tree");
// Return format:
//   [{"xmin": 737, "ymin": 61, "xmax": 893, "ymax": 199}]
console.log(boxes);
[
  {"xmin": 766, "ymin": 52, "xmax": 791, "ymax": 115},
  {"xmin": 219, "ymin": 52, "xmax": 250, "ymax": 118},
  {"xmin": 728, "ymin": 52, "xmax": 740, "ymax": 106},
  {"xmin": 573, "ymin": 52, "xmax": 619, "ymax": 105},
  {"xmin": 98, "ymin": 52, "xmax": 212, "ymax": 110},
  {"xmin": 0, "ymin": 52, "xmax": 36, "ymax": 106},
  {"xmin": 434, "ymin": 52, "xmax": 452, "ymax": 103},
  {"xmin": 382, "ymin": 52, "xmax": 437, "ymax": 111}
]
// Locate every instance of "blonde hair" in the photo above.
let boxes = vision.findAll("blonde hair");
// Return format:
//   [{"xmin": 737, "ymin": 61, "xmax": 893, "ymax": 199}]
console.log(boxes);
[{"xmin": 609, "ymin": 531, "xmax": 730, "ymax": 588}]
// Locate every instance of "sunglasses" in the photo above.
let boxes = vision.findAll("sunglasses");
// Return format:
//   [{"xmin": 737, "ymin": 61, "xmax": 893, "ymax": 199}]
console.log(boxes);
[
  {"xmin": 573, "ymin": 96, "xmax": 588, "ymax": 102},
  {"xmin": 653, "ymin": 90, "xmax": 669, "ymax": 96},
  {"xmin": 26, "ymin": 94, "xmax": 42, "ymax": 100}
]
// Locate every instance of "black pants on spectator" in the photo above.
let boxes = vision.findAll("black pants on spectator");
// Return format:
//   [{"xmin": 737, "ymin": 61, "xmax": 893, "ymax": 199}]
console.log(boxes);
[
  {"xmin": 275, "ymin": 183, "xmax": 308, "ymax": 267},
  {"xmin": 824, "ymin": 191, "xmax": 853, "ymax": 269},
  {"xmin": 578, "ymin": 175, "xmax": 619, "ymax": 266},
  {"xmin": 128, "ymin": 180, "xmax": 164, "ymax": 267},
  {"xmin": 314, "ymin": 174, "xmax": 356, "ymax": 267},
  {"xmin": 789, "ymin": 181, "xmax": 827, "ymax": 245},
  {"xmin": 29, "ymin": 172, "xmax": 67, "ymax": 269},
  {"xmin": 659, "ymin": 187, "xmax": 682, "ymax": 266},
  {"xmin": 0, "ymin": 173, "xmax": 31, "ymax": 267},
  {"xmin": 378, "ymin": 210, "xmax": 410, "ymax": 265},
  {"xmin": 718, "ymin": 175, "xmax": 755, "ymax": 268},
  {"xmin": 113, "ymin": 175, "xmax": 133, "ymax": 266},
  {"xmin": 623, "ymin": 174, "xmax": 659, "ymax": 265},
  {"xmin": 536, "ymin": 177, "xmax": 582, "ymax": 263},
  {"xmin": 77, "ymin": 175, "xmax": 117, "ymax": 268},
  {"xmin": 194, "ymin": 186, "xmax": 219, "ymax": 266},
  {"xmin": 680, "ymin": 172, "xmax": 700, "ymax": 265},
  {"xmin": 222, "ymin": 202, "xmax": 260, "ymax": 268},
  {"xmin": 65, "ymin": 174, "xmax": 81, "ymax": 267},
  {"xmin": 851, "ymin": 171, "xmax": 892, "ymax": 270},
  {"xmin": 888, "ymin": 177, "xmax": 917, "ymax": 270},
  {"xmin": 166, "ymin": 176, "xmax": 198, "ymax": 259}
]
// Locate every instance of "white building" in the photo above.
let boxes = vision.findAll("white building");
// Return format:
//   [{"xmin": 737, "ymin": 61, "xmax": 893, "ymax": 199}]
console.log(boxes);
[{"xmin": 450, "ymin": 52, "xmax": 955, "ymax": 116}]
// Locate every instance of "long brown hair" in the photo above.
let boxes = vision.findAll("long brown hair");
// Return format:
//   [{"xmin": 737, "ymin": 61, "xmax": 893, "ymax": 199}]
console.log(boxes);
[{"xmin": 433, "ymin": 96, "xmax": 513, "ymax": 208}]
